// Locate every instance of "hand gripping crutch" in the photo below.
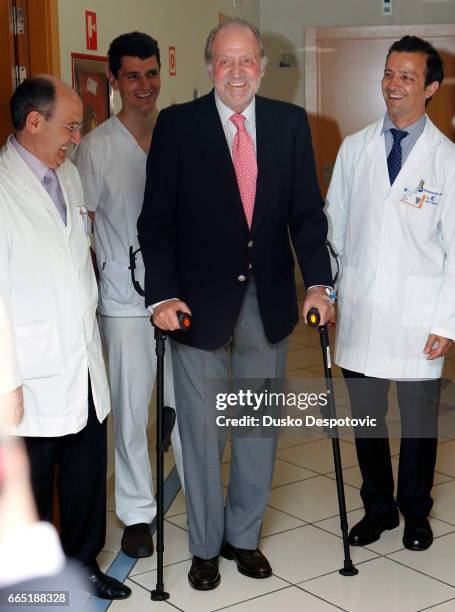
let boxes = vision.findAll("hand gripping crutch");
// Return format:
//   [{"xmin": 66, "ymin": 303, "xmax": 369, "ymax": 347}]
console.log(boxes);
[
  {"xmin": 307, "ymin": 308, "xmax": 358, "ymax": 577},
  {"xmin": 151, "ymin": 310, "xmax": 191, "ymax": 601}
]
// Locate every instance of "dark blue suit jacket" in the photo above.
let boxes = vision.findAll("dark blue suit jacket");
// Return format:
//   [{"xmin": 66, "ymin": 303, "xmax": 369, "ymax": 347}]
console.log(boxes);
[{"xmin": 138, "ymin": 90, "xmax": 332, "ymax": 350}]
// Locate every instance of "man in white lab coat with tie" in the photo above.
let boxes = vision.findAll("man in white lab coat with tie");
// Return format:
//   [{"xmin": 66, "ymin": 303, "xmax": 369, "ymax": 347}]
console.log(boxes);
[
  {"xmin": 0, "ymin": 75, "xmax": 130, "ymax": 600},
  {"xmin": 327, "ymin": 36, "xmax": 455, "ymax": 551}
]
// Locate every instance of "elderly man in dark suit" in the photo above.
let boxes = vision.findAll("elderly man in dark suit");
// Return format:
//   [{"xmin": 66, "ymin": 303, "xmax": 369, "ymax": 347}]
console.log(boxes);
[{"xmin": 137, "ymin": 17, "xmax": 335, "ymax": 591}]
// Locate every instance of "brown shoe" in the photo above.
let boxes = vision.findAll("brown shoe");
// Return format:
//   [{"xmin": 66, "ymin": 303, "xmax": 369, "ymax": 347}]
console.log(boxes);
[
  {"xmin": 220, "ymin": 542, "xmax": 272, "ymax": 578},
  {"xmin": 188, "ymin": 555, "xmax": 221, "ymax": 590},
  {"xmin": 121, "ymin": 523, "xmax": 154, "ymax": 558}
]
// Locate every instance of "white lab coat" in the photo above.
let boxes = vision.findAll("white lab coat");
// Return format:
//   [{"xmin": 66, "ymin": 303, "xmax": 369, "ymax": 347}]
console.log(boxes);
[
  {"xmin": 0, "ymin": 294, "xmax": 20, "ymax": 394},
  {"xmin": 327, "ymin": 117, "xmax": 455, "ymax": 379},
  {"xmin": 0, "ymin": 137, "xmax": 110, "ymax": 436}
]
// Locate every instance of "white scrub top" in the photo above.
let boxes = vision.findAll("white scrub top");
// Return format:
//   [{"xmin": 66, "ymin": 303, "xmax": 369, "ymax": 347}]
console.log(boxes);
[{"xmin": 75, "ymin": 116, "xmax": 151, "ymax": 317}]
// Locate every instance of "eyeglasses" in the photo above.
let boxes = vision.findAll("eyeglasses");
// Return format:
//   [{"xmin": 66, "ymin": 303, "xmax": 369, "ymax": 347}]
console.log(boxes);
[{"xmin": 56, "ymin": 120, "xmax": 83, "ymax": 135}]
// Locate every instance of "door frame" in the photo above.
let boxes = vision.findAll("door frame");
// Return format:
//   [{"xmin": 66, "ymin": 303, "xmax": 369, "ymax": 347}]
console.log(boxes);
[
  {"xmin": 27, "ymin": 0, "xmax": 60, "ymax": 77},
  {"xmin": 0, "ymin": 0, "xmax": 59, "ymax": 145}
]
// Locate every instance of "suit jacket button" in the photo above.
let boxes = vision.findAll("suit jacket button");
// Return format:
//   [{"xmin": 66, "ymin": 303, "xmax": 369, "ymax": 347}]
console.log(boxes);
[
  {"xmin": 248, "ymin": 240, "xmax": 253, "ymax": 248},
  {"xmin": 238, "ymin": 274, "xmax": 246, "ymax": 282}
]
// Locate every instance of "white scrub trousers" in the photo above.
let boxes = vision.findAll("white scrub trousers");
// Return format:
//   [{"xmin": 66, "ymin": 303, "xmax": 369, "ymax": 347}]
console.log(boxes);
[{"xmin": 99, "ymin": 315, "xmax": 185, "ymax": 526}]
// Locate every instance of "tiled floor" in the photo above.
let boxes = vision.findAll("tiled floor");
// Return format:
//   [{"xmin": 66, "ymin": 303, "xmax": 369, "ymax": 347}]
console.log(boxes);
[{"xmin": 99, "ymin": 304, "xmax": 455, "ymax": 611}]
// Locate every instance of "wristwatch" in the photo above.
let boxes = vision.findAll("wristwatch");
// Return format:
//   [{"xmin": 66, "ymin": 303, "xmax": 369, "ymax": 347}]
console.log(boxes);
[
  {"xmin": 324, "ymin": 287, "xmax": 337, "ymax": 302},
  {"xmin": 308, "ymin": 286, "xmax": 336, "ymax": 302}
]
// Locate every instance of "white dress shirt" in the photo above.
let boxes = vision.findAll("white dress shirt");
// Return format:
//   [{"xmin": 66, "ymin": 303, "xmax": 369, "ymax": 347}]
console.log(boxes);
[{"xmin": 214, "ymin": 91, "xmax": 257, "ymax": 155}]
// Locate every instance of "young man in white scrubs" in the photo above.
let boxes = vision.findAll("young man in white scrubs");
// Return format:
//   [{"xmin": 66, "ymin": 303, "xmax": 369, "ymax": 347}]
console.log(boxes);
[{"xmin": 75, "ymin": 32, "xmax": 184, "ymax": 558}]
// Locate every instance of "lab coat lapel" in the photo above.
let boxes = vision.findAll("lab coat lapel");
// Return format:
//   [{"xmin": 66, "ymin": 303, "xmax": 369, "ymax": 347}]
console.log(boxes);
[
  {"xmin": 55, "ymin": 165, "xmax": 76, "ymax": 231},
  {"xmin": 390, "ymin": 118, "xmax": 437, "ymax": 195},
  {"xmin": 366, "ymin": 122, "xmax": 390, "ymax": 198},
  {"xmin": 3, "ymin": 137, "xmax": 67, "ymax": 227},
  {"xmin": 366, "ymin": 116, "xmax": 438, "ymax": 200}
]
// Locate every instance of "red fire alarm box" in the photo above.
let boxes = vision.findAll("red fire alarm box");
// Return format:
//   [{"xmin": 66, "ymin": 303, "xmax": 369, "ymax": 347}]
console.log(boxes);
[{"xmin": 85, "ymin": 11, "xmax": 98, "ymax": 51}]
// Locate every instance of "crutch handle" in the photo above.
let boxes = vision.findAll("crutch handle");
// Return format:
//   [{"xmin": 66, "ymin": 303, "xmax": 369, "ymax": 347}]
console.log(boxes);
[
  {"xmin": 177, "ymin": 311, "xmax": 192, "ymax": 330},
  {"xmin": 307, "ymin": 307, "xmax": 321, "ymax": 327}
]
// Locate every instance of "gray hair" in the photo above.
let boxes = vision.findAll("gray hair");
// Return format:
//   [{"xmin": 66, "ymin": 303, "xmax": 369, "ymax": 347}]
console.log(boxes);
[{"xmin": 204, "ymin": 18, "xmax": 267, "ymax": 71}]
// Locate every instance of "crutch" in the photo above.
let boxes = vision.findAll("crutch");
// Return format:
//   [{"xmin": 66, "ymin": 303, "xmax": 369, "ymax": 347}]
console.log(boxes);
[
  {"xmin": 151, "ymin": 310, "xmax": 191, "ymax": 601},
  {"xmin": 129, "ymin": 246, "xmax": 191, "ymax": 599},
  {"xmin": 307, "ymin": 307, "xmax": 358, "ymax": 577}
]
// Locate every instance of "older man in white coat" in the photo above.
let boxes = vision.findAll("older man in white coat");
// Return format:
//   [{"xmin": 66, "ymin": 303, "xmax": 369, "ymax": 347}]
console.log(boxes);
[
  {"xmin": 0, "ymin": 75, "xmax": 130, "ymax": 600},
  {"xmin": 327, "ymin": 36, "xmax": 455, "ymax": 551}
]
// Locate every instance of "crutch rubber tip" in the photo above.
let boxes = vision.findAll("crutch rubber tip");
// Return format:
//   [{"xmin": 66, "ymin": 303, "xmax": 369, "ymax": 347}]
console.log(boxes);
[
  {"xmin": 339, "ymin": 565, "xmax": 359, "ymax": 577},
  {"xmin": 151, "ymin": 590, "xmax": 170, "ymax": 601}
]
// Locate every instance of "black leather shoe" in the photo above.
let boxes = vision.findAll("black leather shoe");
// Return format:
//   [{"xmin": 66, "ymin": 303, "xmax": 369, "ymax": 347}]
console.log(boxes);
[
  {"xmin": 403, "ymin": 518, "xmax": 433, "ymax": 551},
  {"xmin": 188, "ymin": 555, "xmax": 220, "ymax": 590},
  {"xmin": 88, "ymin": 569, "xmax": 131, "ymax": 600},
  {"xmin": 121, "ymin": 523, "xmax": 154, "ymax": 558},
  {"xmin": 220, "ymin": 542, "xmax": 272, "ymax": 578},
  {"xmin": 349, "ymin": 514, "xmax": 399, "ymax": 546}
]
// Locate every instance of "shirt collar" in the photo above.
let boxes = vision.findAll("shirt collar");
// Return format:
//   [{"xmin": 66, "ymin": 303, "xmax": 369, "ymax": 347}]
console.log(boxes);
[
  {"xmin": 381, "ymin": 113, "xmax": 427, "ymax": 139},
  {"xmin": 11, "ymin": 136, "xmax": 51, "ymax": 183},
  {"xmin": 214, "ymin": 90, "xmax": 256, "ymax": 131}
]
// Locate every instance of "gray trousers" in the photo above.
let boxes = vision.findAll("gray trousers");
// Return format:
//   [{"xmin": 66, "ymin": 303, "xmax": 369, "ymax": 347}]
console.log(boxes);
[{"xmin": 171, "ymin": 279, "xmax": 288, "ymax": 558}]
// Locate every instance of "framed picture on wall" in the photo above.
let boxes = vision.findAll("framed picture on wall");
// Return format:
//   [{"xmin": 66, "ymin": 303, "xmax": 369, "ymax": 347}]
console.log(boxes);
[{"xmin": 71, "ymin": 52, "xmax": 114, "ymax": 136}]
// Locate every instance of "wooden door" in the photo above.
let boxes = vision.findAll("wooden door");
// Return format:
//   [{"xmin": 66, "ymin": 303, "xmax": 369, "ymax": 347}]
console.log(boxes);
[
  {"xmin": 0, "ymin": 0, "xmax": 16, "ymax": 146},
  {"xmin": 0, "ymin": 0, "xmax": 60, "ymax": 146},
  {"xmin": 305, "ymin": 25, "xmax": 455, "ymax": 195}
]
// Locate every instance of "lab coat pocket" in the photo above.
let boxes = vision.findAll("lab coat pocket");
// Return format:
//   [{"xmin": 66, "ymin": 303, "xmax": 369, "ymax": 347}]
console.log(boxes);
[
  {"xmin": 99, "ymin": 260, "xmax": 132, "ymax": 306},
  {"xmin": 403, "ymin": 275, "xmax": 443, "ymax": 328},
  {"xmin": 404, "ymin": 189, "xmax": 441, "ymax": 228},
  {"xmin": 14, "ymin": 320, "xmax": 63, "ymax": 380}
]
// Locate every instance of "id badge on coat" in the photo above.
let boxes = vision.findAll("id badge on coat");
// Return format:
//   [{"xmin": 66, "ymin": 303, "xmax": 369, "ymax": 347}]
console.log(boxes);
[
  {"xmin": 79, "ymin": 205, "xmax": 90, "ymax": 235},
  {"xmin": 77, "ymin": 205, "xmax": 93, "ymax": 248},
  {"xmin": 400, "ymin": 181, "xmax": 442, "ymax": 209}
]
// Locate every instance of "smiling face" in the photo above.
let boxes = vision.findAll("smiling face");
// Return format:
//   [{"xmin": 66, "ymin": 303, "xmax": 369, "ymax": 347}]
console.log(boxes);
[
  {"xmin": 209, "ymin": 25, "xmax": 263, "ymax": 113},
  {"xmin": 22, "ymin": 85, "xmax": 83, "ymax": 169},
  {"xmin": 382, "ymin": 51, "xmax": 439, "ymax": 128},
  {"xmin": 110, "ymin": 55, "xmax": 161, "ymax": 115}
]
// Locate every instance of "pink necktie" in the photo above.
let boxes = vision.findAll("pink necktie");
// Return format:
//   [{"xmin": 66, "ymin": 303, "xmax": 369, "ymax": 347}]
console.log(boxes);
[{"xmin": 230, "ymin": 113, "xmax": 257, "ymax": 229}]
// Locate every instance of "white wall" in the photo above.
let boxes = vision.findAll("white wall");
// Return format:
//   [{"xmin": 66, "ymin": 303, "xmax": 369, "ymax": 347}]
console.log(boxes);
[
  {"xmin": 259, "ymin": 0, "xmax": 455, "ymax": 106},
  {"xmin": 58, "ymin": 0, "xmax": 260, "ymax": 111}
]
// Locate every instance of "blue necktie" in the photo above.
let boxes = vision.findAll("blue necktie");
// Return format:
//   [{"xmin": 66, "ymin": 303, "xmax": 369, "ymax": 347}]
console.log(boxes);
[{"xmin": 387, "ymin": 128, "xmax": 408, "ymax": 185}]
